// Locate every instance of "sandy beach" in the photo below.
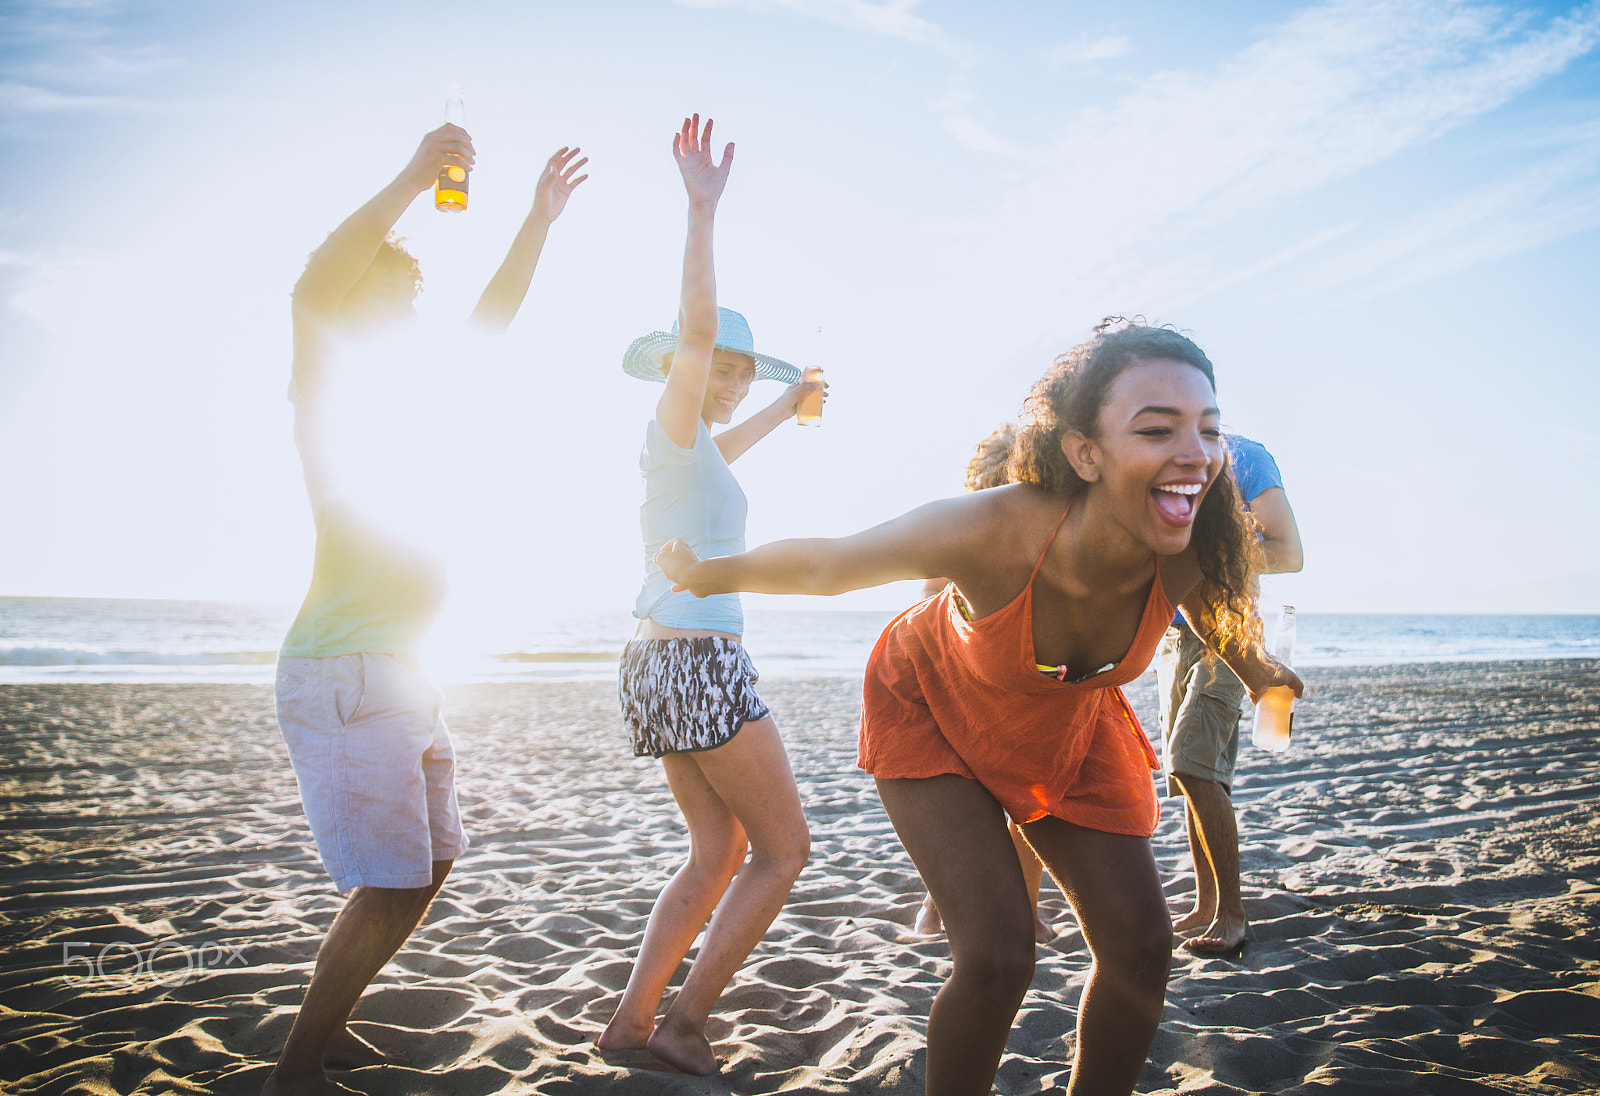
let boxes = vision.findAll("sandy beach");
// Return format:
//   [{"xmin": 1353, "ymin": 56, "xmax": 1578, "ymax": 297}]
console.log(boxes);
[{"xmin": 2, "ymin": 659, "xmax": 1597, "ymax": 1094}]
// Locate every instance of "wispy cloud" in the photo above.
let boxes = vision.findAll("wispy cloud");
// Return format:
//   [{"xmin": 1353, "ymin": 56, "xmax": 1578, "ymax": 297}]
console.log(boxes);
[
  {"xmin": 1044, "ymin": 0, "xmax": 1599, "ymax": 218},
  {"xmin": 12, "ymin": 44, "xmax": 179, "ymax": 84},
  {"xmin": 948, "ymin": 0, "xmax": 1600, "ymax": 307},
  {"xmin": 1047, "ymin": 34, "xmax": 1132, "ymax": 69},
  {"xmin": 1305, "ymin": 120, "xmax": 1600, "ymax": 296},
  {"xmin": 674, "ymin": 0, "xmax": 943, "ymax": 46},
  {"xmin": 0, "ymin": 1, "xmax": 175, "ymax": 118},
  {"xmin": 0, "ymin": 80, "xmax": 148, "ymax": 113}
]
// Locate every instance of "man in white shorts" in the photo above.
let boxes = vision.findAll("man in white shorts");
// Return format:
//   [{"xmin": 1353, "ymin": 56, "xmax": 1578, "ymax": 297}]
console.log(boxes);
[{"xmin": 264, "ymin": 123, "xmax": 587, "ymax": 1095}]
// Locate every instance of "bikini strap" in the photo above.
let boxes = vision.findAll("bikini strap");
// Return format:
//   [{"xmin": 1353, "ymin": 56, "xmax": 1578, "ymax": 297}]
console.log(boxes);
[{"xmin": 1027, "ymin": 503, "xmax": 1072, "ymax": 584}]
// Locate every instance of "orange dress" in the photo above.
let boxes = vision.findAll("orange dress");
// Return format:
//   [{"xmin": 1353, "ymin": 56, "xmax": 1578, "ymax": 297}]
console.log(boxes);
[{"xmin": 859, "ymin": 509, "xmax": 1168, "ymax": 837}]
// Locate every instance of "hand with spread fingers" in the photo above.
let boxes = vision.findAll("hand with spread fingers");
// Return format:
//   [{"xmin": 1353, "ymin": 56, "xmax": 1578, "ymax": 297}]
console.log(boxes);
[
  {"xmin": 674, "ymin": 113, "xmax": 734, "ymax": 207},
  {"xmin": 533, "ymin": 145, "xmax": 589, "ymax": 223}
]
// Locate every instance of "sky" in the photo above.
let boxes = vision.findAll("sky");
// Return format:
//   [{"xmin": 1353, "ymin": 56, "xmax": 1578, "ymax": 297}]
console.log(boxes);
[{"xmin": 2, "ymin": 0, "xmax": 1599, "ymax": 638}]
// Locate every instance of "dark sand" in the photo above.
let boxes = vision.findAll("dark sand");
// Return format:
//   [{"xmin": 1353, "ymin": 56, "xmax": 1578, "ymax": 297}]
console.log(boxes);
[{"xmin": 2, "ymin": 659, "xmax": 1597, "ymax": 1094}]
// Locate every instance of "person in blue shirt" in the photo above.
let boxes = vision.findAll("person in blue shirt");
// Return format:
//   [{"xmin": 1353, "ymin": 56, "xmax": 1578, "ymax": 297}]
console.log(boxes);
[
  {"xmin": 598, "ymin": 114, "xmax": 824, "ymax": 1076},
  {"xmin": 1158, "ymin": 433, "xmax": 1302, "ymax": 956}
]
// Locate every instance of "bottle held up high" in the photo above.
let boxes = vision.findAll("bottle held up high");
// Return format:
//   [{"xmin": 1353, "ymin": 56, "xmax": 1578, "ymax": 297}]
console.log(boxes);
[
  {"xmin": 1251, "ymin": 604, "xmax": 1296, "ymax": 752},
  {"xmin": 434, "ymin": 85, "xmax": 469, "ymax": 213},
  {"xmin": 796, "ymin": 366, "xmax": 825, "ymax": 426}
]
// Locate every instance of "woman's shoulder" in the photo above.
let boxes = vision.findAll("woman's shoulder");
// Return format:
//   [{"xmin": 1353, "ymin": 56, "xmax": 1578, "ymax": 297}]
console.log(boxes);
[
  {"xmin": 969, "ymin": 482, "xmax": 1067, "ymax": 524},
  {"xmin": 936, "ymin": 485, "xmax": 1066, "ymax": 593}
]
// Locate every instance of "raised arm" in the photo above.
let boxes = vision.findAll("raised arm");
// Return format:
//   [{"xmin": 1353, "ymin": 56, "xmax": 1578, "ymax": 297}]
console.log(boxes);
[
  {"xmin": 713, "ymin": 375, "xmax": 826, "ymax": 463},
  {"xmin": 657, "ymin": 114, "xmax": 734, "ymax": 449},
  {"xmin": 291, "ymin": 124, "xmax": 474, "ymax": 397},
  {"xmin": 289, "ymin": 125, "xmax": 473, "ymax": 513},
  {"xmin": 468, "ymin": 145, "xmax": 589, "ymax": 333}
]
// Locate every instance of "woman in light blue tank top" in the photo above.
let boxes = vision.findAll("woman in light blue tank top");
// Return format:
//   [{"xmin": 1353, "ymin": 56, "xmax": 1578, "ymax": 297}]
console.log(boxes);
[{"xmin": 598, "ymin": 114, "xmax": 825, "ymax": 1076}]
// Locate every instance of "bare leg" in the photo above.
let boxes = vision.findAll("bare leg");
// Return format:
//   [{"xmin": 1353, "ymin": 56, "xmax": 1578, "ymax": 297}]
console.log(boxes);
[
  {"xmin": 917, "ymin": 823, "xmax": 1048, "ymax": 941},
  {"xmin": 877, "ymin": 776, "xmax": 1036, "ymax": 1096},
  {"xmin": 1009, "ymin": 820, "xmax": 1054, "ymax": 942},
  {"xmin": 1169, "ymin": 774, "xmax": 1246, "ymax": 953},
  {"xmin": 1169, "ymin": 795, "xmax": 1213, "ymax": 936},
  {"xmin": 916, "ymin": 832, "xmax": 1049, "ymax": 941},
  {"xmin": 650, "ymin": 718, "xmax": 809, "ymax": 1073},
  {"xmin": 598, "ymin": 757, "xmax": 750, "ymax": 1053},
  {"xmin": 1024, "ymin": 818, "xmax": 1171, "ymax": 1096},
  {"xmin": 262, "ymin": 859, "xmax": 451, "ymax": 1096},
  {"xmin": 601, "ymin": 717, "xmax": 809, "ymax": 1075}
]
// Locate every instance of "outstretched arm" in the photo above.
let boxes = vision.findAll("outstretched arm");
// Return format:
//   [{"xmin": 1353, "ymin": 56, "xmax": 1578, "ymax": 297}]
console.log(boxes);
[
  {"xmin": 469, "ymin": 145, "xmax": 589, "ymax": 333},
  {"xmin": 657, "ymin": 114, "xmax": 734, "ymax": 449},
  {"xmin": 713, "ymin": 375, "xmax": 826, "ymax": 463},
  {"xmin": 656, "ymin": 494, "xmax": 984, "ymax": 597}
]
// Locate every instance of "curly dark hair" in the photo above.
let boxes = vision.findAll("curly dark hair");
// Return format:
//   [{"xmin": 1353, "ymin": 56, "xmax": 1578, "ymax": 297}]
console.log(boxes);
[
  {"xmin": 1008, "ymin": 317, "xmax": 1263, "ymax": 654},
  {"xmin": 964, "ymin": 423, "xmax": 1018, "ymax": 492}
]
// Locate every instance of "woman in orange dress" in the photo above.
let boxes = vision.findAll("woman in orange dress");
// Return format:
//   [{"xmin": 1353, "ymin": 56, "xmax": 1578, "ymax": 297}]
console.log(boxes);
[{"xmin": 656, "ymin": 319, "xmax": 1303, "ymax": 1096}]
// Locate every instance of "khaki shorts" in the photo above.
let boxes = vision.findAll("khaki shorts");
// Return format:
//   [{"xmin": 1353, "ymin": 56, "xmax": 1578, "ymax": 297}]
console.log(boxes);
[
  {"xmin": 1157, "ymin": 624, "xmax": 1246, "ymax": 795},
  {"xmin": 275, "ymin": 653, "xmax": 468, "ymax": 893}
]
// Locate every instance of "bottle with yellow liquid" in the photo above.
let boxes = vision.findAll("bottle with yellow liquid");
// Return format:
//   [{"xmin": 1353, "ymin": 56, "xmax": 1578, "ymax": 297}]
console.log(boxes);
[
  {"xmin": 796, "ymin": 366, "xmax": 825, "ymax": 426},
  {"xmin": 1251, "ymin": 604, "xmax": 1296, "ymax": 752},
  {"xmin": 434, "ymin": 85, "xmax": 468, "ymax": 213}
]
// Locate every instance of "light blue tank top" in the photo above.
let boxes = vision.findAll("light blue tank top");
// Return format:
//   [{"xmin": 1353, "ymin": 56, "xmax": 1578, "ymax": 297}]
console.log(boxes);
[{"xmin": 633, "ymin": 418, "xmax": 747, "ymax": 633}]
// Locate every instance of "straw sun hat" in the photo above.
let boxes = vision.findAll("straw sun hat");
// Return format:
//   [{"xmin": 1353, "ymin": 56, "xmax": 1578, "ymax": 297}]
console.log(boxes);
[{"xmin": 622, "ymin": 307, "xmax": 802, "ymax": 385}]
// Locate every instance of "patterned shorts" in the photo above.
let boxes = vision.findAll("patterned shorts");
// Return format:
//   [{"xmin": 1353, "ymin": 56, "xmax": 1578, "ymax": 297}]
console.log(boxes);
[{"xmin": 618, "ymin": 636, "xmax": 771, "ymax": 759}]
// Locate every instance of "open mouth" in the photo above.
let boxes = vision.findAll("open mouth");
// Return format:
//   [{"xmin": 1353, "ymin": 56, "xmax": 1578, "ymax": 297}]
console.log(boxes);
[{"xmin": 1151, "ymin": 482, "xmax": 1202, "ymax": 524}]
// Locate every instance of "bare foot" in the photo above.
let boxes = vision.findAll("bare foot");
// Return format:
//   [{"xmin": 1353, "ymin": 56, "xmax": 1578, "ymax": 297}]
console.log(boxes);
[
  {"xmin": 597, "ymin": 1014, "xmax": 653, "ymax": 1053},
  {"xmin": 1033, "ymin": 914, "xmax": 1055, "ymax": 944},
  {"xmin": 914, "ymin": 895, "xmax": 942, "ymax": 935},
  {"xmin": 323, "ymin": 1025, "xmax": 404, "ymax": 1070},
  {"xmin": 1171, "ymin": 908, "xmax": 1213, "ymax": 937},
  {"xmin": 646, "ymin": 1014, "xmax": 718, "ymax": 1076},
  {"xmin": 261, "ymin": 1067, "xmax": 361, "ymax": 1095},
  {"xmin": 1184, "ymin": 915, "xmax": 1248, "ymax": 956}
]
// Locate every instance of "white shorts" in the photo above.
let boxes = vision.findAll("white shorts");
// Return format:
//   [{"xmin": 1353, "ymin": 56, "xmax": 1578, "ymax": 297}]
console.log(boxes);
[{"xmin": 275, "ymin": 653, "xmax": 468, "ymax": 894}]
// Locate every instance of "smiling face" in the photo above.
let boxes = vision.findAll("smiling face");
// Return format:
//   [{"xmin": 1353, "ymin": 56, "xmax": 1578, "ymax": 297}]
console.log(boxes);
[
  {"xmin": 1064, "ymin": 357, "xmax": 1223, "ymax": 555},
  {"xmin": 700, "ymin": 350, "xmax": 757, "ymax": 424}
]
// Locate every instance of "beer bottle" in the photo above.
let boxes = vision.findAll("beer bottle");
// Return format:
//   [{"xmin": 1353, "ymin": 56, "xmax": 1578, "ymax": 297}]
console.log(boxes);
[
  {"xmin": 1251, "ymin": 604, "xmax": 1296, "ymax": 751},
  {"xmin": 434, "ymin": 85, "xmax": 469, "ymax": 213},
  {"xmin": 796, "ymin": 366, "xmax": 825, "ymax": 426}
]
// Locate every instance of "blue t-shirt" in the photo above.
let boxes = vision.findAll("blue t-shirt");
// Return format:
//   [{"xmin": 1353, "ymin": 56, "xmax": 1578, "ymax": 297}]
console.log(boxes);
[
  {"xmin": 1171, "ymin": 433, "xmax": 1284, "ymax": 627},
  {"xmin": 1226, "ymin": 434, "xmax": 1283, "ymax": 507},
  {"xmin": 633, "ymin": 418, "xmax": 748, "ymax": 634}
]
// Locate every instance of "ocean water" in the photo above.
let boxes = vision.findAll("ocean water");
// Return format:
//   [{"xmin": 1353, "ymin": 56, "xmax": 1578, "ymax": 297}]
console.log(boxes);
[{"xmin": 0, "ymin": 597, "xmax": 1595, "ymax": 686}]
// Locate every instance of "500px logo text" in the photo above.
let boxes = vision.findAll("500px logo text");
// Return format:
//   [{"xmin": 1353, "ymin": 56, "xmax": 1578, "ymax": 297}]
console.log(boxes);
[{"xmin": 61, "ymin": 940, "xmax": 246, "ymax": 988}]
